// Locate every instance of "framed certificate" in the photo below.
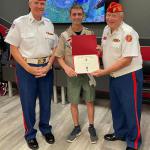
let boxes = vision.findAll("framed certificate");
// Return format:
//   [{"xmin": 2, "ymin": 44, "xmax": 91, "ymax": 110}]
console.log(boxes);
[
  {"xmin": 72, "ymin": 35, "xmax": 99, "ymax": 74},
  {"xmin": 73, "ymin": 54, "xmax": 100, "ymax": 74}
]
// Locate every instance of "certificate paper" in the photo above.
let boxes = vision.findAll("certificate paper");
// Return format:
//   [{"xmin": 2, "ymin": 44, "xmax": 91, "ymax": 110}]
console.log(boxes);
[{"xmin": 73, "ymin": 54, "xmax": 99, "ymax": 74}]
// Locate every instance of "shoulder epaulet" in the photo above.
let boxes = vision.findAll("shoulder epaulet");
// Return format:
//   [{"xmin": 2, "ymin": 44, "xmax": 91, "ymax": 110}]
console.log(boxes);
[
  {"xmin": 13, "ymin": 14, "xmax": 32, "ymax": 26},
  {"xmin": 121, "ymin": 22, "xmax": 133, "ymax": 34},
  {"xmin": 103, "ymin": 25, "xmax": 109, "ymax": 33},
  {"xmin": 122, "ymin": 23, "xmax": 139, "ymax": 41},
  {"xmin": 13, "ymin": 15, "xmax": 27, "ymax": 24},
  {"xmin": 43, "ymin": 17, "xmax": 50, "ymax": 22},
  {"xmin": 61, "ymin": 31, "xmax": 69, "ymax": 40},
  {"xmin": 11, "ymin": 15, "xmax": 28, "ymax": 27}
]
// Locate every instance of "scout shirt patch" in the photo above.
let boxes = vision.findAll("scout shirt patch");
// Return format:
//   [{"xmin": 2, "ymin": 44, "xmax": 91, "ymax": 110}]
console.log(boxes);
[
  {"xmin": 125, "ymin": 35, "xmax": 132, "ymax": 42},
  {"xmin": 65, "ymin": 37, "xmax": 72, "ymax": 48}
]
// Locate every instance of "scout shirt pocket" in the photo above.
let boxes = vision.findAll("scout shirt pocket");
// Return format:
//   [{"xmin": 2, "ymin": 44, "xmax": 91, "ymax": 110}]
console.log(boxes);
[{"xmin": 21, "ymin": 32, "xmax": 35, "ymax": 50}]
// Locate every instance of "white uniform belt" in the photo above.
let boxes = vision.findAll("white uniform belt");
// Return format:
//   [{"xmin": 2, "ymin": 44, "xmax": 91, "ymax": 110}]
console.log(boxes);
[{"xmin": 23, "ymin": 56, "xmax": 49, "ymax": 64}]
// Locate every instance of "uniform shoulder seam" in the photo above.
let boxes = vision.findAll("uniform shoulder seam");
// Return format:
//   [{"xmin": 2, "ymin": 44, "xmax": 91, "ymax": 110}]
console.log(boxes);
[
  {"xmin": 13, "ymin": 15, "xmax": 28, "ymax": 24},
  {"xmin": 122, "ymin": 23, "xmax": 133, "ymax": 35}
]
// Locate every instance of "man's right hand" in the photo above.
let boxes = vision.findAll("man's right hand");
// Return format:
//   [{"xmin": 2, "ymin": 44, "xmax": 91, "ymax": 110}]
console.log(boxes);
[{"xmin": 64, "ymin": 66, "xmax": 77, "ymax": 77}]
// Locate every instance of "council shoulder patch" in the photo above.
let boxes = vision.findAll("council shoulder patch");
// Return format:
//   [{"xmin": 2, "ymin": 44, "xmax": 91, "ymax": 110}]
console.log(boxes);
[
  {"xmin": 103, "ymin": 36, "xmax": 107, "ymax": 40},
  {"xmin": 125, "ymin": 35, "xmax": 132, "ymax": 42}
]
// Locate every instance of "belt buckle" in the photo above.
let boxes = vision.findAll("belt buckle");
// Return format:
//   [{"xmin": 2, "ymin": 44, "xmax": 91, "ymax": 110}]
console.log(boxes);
[
  {"xmin": 38, "ymin": 58, "xmax": 46, "ymax": 64},
  {"xmin": 110, "ymin": 73, "xmax": 115, "ymax": 78}
]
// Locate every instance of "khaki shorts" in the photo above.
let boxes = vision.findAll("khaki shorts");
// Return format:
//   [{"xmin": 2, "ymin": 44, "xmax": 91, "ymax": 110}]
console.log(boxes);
[{"xmin": 67, "ymin": 74, "xmax": 95, "ymax": 104}]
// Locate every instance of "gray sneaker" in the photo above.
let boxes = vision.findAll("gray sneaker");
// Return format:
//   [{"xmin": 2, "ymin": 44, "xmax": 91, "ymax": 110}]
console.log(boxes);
[
  {"xmin": 88, "ymin": 126, "xmax": 98, "ymax": 144},
  {"xmin": 67, "ymin": 126, "xmax": 81, "ymax": 143}
]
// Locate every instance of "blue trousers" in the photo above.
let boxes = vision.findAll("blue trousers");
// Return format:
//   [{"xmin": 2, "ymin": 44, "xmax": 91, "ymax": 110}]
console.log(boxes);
[
  {"xmin": 109, "ymin": 69, "xmax": 143, "ymax": 149},
  {"xmin": 16, "ymin": 63, "xmax": 53, "ymax": 140}
]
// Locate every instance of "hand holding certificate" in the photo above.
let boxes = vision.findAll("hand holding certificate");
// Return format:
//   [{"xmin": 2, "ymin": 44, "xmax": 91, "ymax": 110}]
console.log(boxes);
[{"xmin": 72, "ymin": 35, "xmax": 100, "ymax": 74}]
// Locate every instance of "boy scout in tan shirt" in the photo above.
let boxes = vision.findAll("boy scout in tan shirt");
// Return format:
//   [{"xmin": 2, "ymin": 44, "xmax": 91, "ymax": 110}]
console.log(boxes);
[{"xmin": 55, "ymin": 5, "xmax": 98, "ymax": 144}]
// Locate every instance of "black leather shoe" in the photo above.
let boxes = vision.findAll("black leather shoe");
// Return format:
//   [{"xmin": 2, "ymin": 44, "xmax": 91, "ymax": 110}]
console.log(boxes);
[
  {"xmin": 126, "ymin": 147, "xmax": 138, "ymax": 150},
  {"xmin": 104, "ymin": 133, "xmax": 125, "ymax": 141},
  {"xmin": 26, "ymin": 138, "xmax": 39, "ymax": 150},
  {"xmin": 43, "ymin": 132, "xmax": 55, "ymax": 144}
]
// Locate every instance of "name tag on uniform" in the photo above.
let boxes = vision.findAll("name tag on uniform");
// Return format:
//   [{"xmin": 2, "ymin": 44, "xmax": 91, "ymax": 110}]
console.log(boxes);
[
  {"xmin": 45, "ymin": 32, "xmax": 55, "ymax": 39},
  {"xmin": 46, "ymin": 32, "xmax": 54, "ymax": 35},
  {"xmin": 113, "ymin": 38, "xmax": 120, "ymax": 42},
  {"xmin": 112, "ymin": 38, "xmax": 121, "ymax": 48}
]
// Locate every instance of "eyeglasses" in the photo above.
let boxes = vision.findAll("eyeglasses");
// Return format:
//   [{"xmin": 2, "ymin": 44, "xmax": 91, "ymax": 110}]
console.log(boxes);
[
  {"xmin": 106, "ymin": 13, "xmax": 120, "ymax": 18},
  {"xmin": 72, "ymin": 13, "xmax": 83, "ymax": 16},
  {"xmin": 33, "ymin": 1, "xmax": 45, "ymax": 6}
]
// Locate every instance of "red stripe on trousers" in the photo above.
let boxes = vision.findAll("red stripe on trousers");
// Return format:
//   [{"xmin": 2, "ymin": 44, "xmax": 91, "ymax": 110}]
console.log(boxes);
[
  {"xmin": 132, "ymin": 72, "xmax": 141, "ymax": 149},
  {"xmin": 22, "ymin": 113, "xmax": 28, "ymax": 133}
]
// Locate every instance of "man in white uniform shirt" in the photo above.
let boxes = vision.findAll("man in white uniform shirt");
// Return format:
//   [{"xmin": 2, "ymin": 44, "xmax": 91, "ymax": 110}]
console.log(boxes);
[
  {"xmin": 5, "ymin": 0, "xmax": 58, "ymax": 149},
  {"xmin": 91, "ymin": 2, "xmax": 143, "ymax": 150}
]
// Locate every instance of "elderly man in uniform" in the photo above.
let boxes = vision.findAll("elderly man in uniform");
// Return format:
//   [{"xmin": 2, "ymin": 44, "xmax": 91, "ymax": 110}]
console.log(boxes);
[
  {"xmin": 5, "ymin": 0, "xmax": 58, "ymax": 149},
  {"xmin": 91, "ymin": 2, "xmax": 143, "ymax": 150},
  {"xmin": 55, "ymin": 5, "xmax": 98, "ymax": 144}
]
